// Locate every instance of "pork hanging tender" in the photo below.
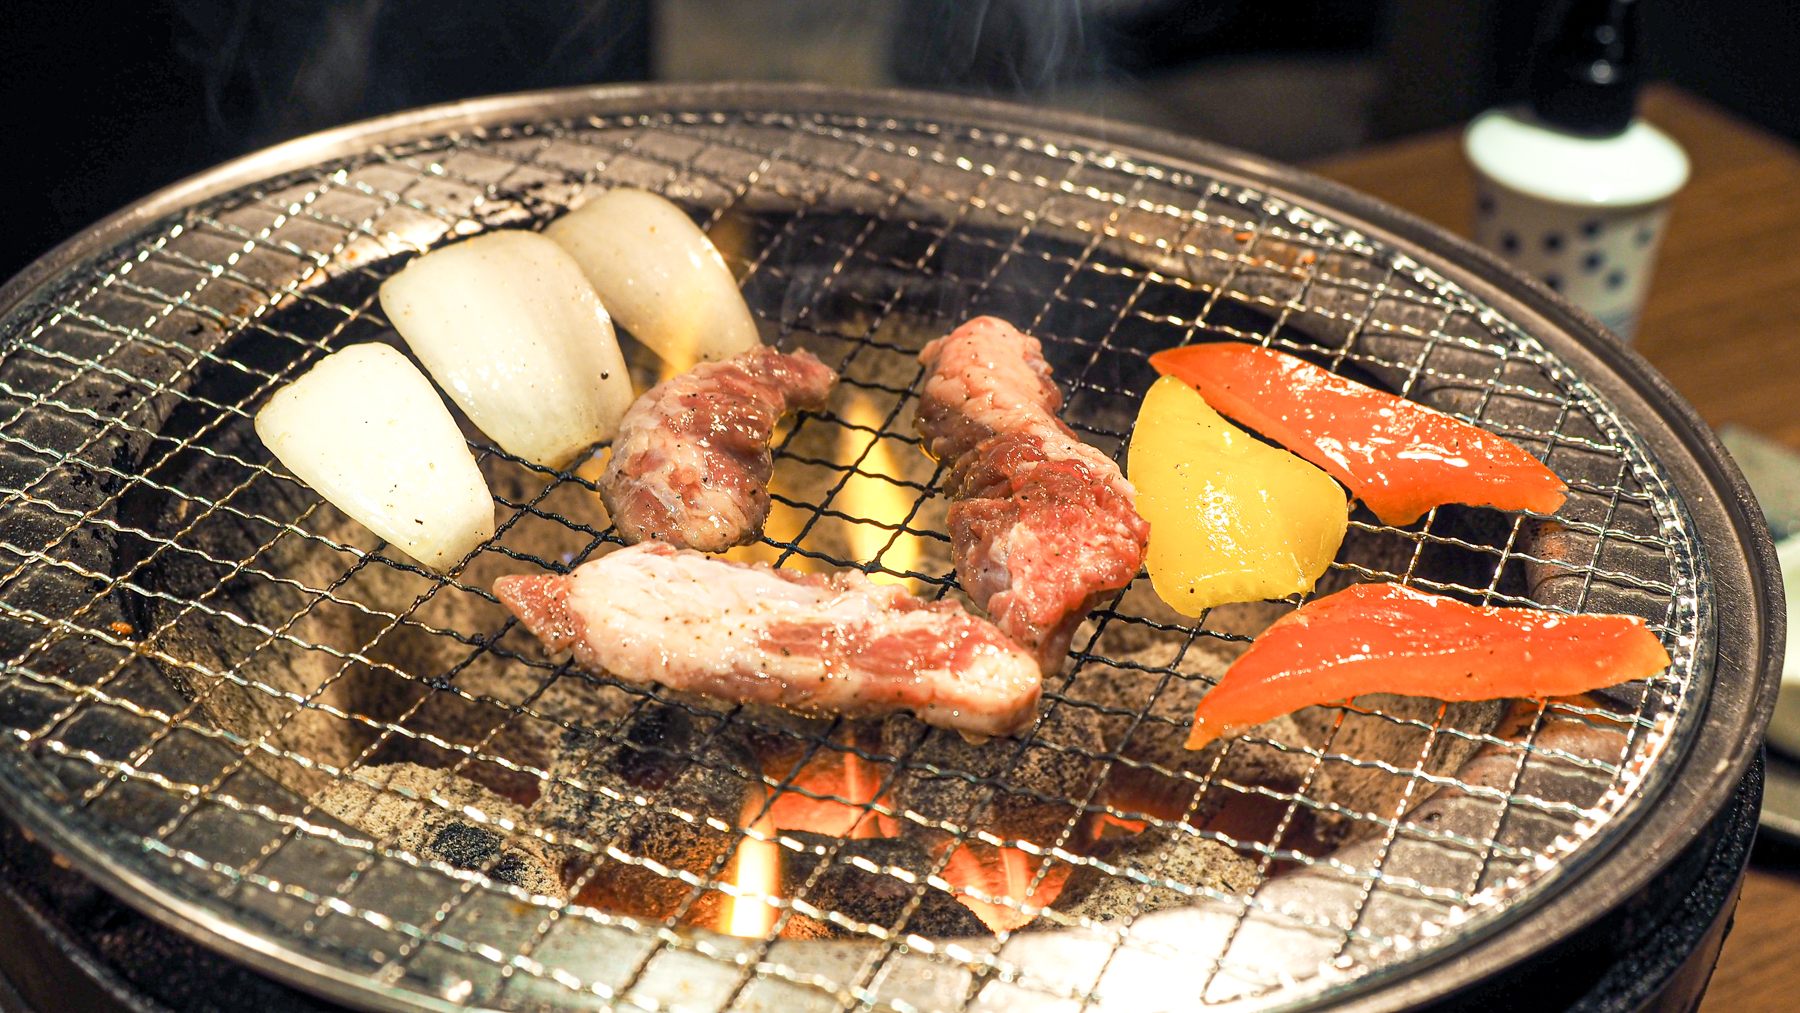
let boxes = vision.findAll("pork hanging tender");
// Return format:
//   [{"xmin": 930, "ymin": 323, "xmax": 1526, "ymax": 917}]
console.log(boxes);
[
  {"xmin": 915, "ymin": 316, "xmax": 1150, "ymax": 670},
  {"xmin": 599, "ymin": 346, "xmax": 836, "ymax": 551},
  {"xmin": 493, "ymin": 542, "xmax": 1043, "ymax": 738}
]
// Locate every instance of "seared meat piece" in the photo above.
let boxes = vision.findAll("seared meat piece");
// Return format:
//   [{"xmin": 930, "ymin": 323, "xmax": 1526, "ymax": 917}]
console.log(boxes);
[
  {"xmin": 494, "ymin": 542, "xmax": 1042, "ymax": 737},
  {"xmin": 916, "ymin": 317, "xmax": 1150, "ymax": 670},
  {"xmin": 600, "ymin": 346, "xmax": 837, "ymax": 550},
  {"xmin": 915, "ymin": 317, "xmax": 1063, "ymax": 463}
]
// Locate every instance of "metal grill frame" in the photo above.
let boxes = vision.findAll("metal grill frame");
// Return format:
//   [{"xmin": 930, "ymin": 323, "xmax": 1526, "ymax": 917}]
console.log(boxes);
[{"xmin": 0, "ymin": 84, "xmax": 1781, "ymax": 1013}]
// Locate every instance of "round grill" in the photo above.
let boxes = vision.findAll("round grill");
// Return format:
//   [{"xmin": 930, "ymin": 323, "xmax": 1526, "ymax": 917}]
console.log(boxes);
[{"xmin": 0, "ymin": 85, "xmax": 1778, "ymax": 1011}]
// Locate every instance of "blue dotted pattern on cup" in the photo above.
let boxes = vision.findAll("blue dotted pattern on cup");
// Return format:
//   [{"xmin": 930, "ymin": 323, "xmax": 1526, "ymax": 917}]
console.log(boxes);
[
  {"xmin": 1471, "ymin": 175, "xmax": 1669, "ymax": 341},
  {"xmin": 1477, "ymin": 198, "xmax": 1631, "ymax": 286},
  {"xmin": 1524, "ymin": 217, "xmax": 1640, "ymax": 299}
]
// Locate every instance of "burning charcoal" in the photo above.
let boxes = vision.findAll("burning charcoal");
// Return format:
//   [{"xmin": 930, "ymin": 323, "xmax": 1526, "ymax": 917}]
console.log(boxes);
[
  {"xmin": 367, "ymin": 629, "xmax": 641, "ymax": 805},
  {"xmin": 741, "ymin": 708, "xmax": 840, "ymax": 754},
  {"xmin": 1292, "ymin": 695, "xmax": 1499, "ymax": 844},
  {"xmin": 880, "ymin": 704, "xmax": 1105, "ymax": 847},
  {"xmin": 140, "ymin": 429, "xmax": 421, "ymax": 800},
  {"xmin": 1068, "ymin": 585, "xmax": 1289, "ymax": 774},
  {"xmin": 1078, "ymin": 580, "xmax": 1506, "ymax": 853},
  {"xmin": 526, "ymin": 702, "xmax": 758, "ymax": 920},
  {"xmin": 1073, "ymin": 589, "xmax": 1349, "ymax": 851},
  {"xmin": 1101, "ymin": 709, "xmax": 1346, "ymax": 848},
  {"xmin": 939, "ymin": 839, "xmax": 1073, "ymax": 932},
  {"xmin": 774, "ymin": 913, "xmax": 839, "ymax": 939},
  {"xmin": 778, "ymin": 832, "xmax": 989, "ymax": 938},
  {"xmin": 1055, "ymin": 827, "xmax": 1257, "ymax": 924},
  {"xmin": 313, "ymin": 762, "xmax": 563, "ymax": 899},
  {"xmin": 750, "ymin": 721, "xmax": 900, "ymax": 838}
]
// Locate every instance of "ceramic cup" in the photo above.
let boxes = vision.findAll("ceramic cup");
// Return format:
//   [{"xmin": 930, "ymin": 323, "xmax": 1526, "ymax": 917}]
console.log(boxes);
[
  {"xmin": 1464, "ymin": 109, "xmax": 1689, "ymax": 342},
  {"xmin": 1471, "ymin": 181, "xmax": 1670, "ymax": 341}
]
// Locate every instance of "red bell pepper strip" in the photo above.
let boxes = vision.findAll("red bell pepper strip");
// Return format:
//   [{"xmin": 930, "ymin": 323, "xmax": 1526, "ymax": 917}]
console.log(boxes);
[
  {"xmin": 1149, "ymin": 344, "xmax": 1568, "ymax": 525},
  {"xmin": 1186, "ymin": 583, "xmax": 1671, "ymax": 750}
]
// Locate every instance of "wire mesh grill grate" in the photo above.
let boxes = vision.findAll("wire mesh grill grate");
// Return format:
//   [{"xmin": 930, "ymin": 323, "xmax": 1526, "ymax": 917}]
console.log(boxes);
[{"xmin": 0, "ymin": 101, "xmax": 1704, "ymax": 1012}]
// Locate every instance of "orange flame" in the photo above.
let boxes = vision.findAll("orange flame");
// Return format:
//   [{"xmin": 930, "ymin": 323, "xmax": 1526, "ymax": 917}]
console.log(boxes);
[
  {"xmin": 722, "ymin": 797, "xmax": 782, "ymax": 938},
  {"xmin": 573, "ymin": 447, "xmax": 613, "ymax": 524},
  {"xmin": 1095, "ymin": 813, "xmax": 1149, "ymax": 838},
  {"xmin": 939, "ymin": 842, "xmax": 1071, "ymax": 933},
  {"xmin": 836, "ymin": 394, "xmax": 922, "ymax": 590},
  {"xmin": 840, "ymin": 751, "xmax": 890, "ymax": 839},
  {"xmin": 767, "ymin": 746, "xmax": 899, "ymax": 839}
]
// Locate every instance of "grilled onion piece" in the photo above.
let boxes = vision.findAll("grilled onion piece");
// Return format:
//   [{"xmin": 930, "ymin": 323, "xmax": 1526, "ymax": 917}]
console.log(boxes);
[
  {"xmin": 255, "ymin": 344, "xmax": 494, "ymax": 570},
  {"xmin": 545, "ymin": 188, "xmax": 759, "ymax": 370},
  {"xmin": 379, "ymin": 231, "xmax": 633, "ymax": 468}
]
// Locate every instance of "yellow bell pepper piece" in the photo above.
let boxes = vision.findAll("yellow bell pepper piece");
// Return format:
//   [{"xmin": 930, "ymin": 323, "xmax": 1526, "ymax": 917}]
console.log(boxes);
[{"xmin": 1129, "ymin": 375, "xmax": 1348, "ymax": 616}]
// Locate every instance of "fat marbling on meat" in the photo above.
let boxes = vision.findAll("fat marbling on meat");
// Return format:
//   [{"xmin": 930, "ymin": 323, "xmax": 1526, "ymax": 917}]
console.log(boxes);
[
  {"xmin": 600, "ymin": 346, "xmax": 836, "ymax": 551},
  {"xmin": 493, "ymin": 542, "xmax": 1042, "ymax": 738},
  {"xmin": 916, "ymin": 316, "xmax": 1149, "ymax": 671}
]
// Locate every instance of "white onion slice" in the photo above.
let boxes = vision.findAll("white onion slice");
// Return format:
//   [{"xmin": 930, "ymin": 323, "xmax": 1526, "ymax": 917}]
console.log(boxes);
[
  {"xmin": 379, "ymin": 231, "xmax": 633, "ymax": 467},
  {"xmin": 255, "ymin": 344, "xmax": 494, "ymax": 571},
  {"xmin": 545, "ymin": 189, "xmax": 759, "ymax": 371}
]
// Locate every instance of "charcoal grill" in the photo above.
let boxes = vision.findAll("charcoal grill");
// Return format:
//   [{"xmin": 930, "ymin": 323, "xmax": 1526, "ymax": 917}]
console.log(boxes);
[{"xmin": 0, "ymin": 84, "xmax": 1781, "ymax": 1012}]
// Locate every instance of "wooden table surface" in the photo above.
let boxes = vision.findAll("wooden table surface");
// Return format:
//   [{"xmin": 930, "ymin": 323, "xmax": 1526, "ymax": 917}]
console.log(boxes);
[{"xmin": 1312, "ymin": 84, "xmax": 1800, "ymax": 1012}]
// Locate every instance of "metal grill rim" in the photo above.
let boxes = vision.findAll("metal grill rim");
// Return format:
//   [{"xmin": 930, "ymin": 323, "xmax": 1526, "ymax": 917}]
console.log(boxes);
[{"xmin": 0, "ymin": 89, "xmax": 1732, "ymax": 1013}]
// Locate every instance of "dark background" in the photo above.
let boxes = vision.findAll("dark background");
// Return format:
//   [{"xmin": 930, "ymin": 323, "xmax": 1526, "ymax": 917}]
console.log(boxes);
[{"xmin": 2, "ymin": 0, "xmax": 1794, "ymax": 283}]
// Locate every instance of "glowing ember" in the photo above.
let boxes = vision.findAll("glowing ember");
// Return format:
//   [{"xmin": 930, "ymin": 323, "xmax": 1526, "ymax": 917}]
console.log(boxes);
[
  {"xmin": 722, "ymin": 799, "xmax": 783, "ymax": 938},
  {"xmin": 768, "ymin": 745, "xmax": 899, "ymax": 839},
  {"xmin": 840, "ymin": 750, "xmax": 891, "ymax": 838},
  {"xmin": 704, "ymin": 207, "xmax": 754, "ymax": 282},
  {"xmin": 574, "ymin": 447, "xmax": 612, "ymax": 522},
  {"xmin": 836, "ymin": 393, "xmax": 922, "ymax": 589},
  {"xmin": 1096, "ymin": 812, "xmax": 1149, "ymax": 838},
  {"xmin": 939, "ymin": 841, "xmax": 1071, "ymax": 932}
]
